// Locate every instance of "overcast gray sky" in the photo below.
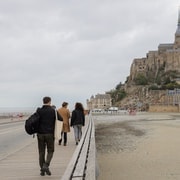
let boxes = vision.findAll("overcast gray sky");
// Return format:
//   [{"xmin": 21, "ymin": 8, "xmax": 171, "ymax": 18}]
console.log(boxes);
[{"xmin": 0, "ymin": 0, "xmax": 179, "ymax": 109}]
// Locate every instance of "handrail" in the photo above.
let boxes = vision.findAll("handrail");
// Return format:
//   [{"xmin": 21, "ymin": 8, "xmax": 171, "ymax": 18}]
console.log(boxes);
[{"xmin": 61, "ymin": 114, "xmax": 97, "ymax": 180}]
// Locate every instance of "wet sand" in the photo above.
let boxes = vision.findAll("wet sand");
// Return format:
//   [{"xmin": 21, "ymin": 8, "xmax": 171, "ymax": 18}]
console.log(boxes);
[{"xmin": 94, "ymin": 113, "xmax": 180, "ymax": 180}]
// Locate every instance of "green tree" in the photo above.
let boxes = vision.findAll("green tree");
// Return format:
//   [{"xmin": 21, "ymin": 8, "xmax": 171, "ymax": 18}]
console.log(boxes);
[
  {"xmin": 134, "ymin": 74, "xmax": 148, "ymax": 85},
  {"xmin": 115, "ymin": 82, "xmax": 122, "ymax": 90}
]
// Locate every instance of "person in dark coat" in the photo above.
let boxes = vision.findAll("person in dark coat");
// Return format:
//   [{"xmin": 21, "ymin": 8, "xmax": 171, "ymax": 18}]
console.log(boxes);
[
  {"xmin": 70, "ymin": 102, "xmax": 85, "ymax": 145},
  {"xmin": 36, "ymin": 96, "xmax": 62, "ymax": 176}
]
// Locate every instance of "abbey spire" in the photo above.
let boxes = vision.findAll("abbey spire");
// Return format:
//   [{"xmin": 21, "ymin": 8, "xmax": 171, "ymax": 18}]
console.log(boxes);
[
  {"xmin": 178, "ymin": 6, "xmax": 180, "ymax": 26},
  {"xmin": 174, "ymin": 6, "xmax": 180, "ymax": 48},
  {"xmin": 175, "ymin": 6, "xmax": 180, "ymax": 35}
]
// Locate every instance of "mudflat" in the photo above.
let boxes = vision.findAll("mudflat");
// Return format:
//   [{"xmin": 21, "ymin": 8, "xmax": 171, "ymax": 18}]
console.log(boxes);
[{"xmin": 94, "ymin": 113, "xmax": 180, "ymax": 180}]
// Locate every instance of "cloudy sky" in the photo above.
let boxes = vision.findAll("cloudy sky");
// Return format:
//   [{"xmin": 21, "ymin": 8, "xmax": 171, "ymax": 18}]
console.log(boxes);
[{"xmin": 0, "ymin": 0, "xmax": 179, "ymax": 110}]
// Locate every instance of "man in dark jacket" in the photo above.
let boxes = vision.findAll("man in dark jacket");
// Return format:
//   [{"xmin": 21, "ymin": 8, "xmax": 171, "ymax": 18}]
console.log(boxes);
[{"xmin": 36, "ymin": 96, "xmax": 62, "ymax": 176}]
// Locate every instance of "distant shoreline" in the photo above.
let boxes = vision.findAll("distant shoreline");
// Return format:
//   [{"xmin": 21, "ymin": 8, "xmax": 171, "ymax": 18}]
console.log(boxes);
[
  {"xmin": 0, "ymin": 114, "xmax": 29, "ymax": 124},
  {"xmin": 0, "ymin": 107, "xmax": 35, "ymax": 113}
]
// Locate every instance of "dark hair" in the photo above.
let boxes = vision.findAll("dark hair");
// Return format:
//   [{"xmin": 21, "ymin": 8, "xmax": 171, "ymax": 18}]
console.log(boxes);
[
  {"xmin": 75, "ymin": 102, "xmax": 84, "ymax": 111},
  {"xmin": 43, "ymin": 96, "xmax": 51, "ymax": 104},
  {"xmin": 62, "ymin": 102, "xmax": 68, "ymax": 107},
  {"xmin": 52, "ymin": 105, "xmax": 56, "ymax": 109}
]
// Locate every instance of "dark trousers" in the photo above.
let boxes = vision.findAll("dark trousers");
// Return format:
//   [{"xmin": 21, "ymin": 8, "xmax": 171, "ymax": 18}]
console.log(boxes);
[
  {"xmin": 37, "ymin": 133, "xmax": 55, "ymax": 169},
  {"xmin": 60, "ymin": 132, "xmax": 67, "ymax": 144}
]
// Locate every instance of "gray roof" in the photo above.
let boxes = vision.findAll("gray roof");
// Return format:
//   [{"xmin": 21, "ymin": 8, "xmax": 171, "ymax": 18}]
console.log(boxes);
[
  {"xmin": 158, "ymin": 44, "xmax": 173, "ymax": 50},
  {"xmin": 95, "ymin": 94, "xmax": 111, "ymax": 99}
]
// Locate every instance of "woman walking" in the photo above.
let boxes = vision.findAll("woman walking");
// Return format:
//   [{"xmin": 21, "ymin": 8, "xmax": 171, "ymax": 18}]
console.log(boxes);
[
  {"xmin": 57, "ymin": 102, "xmax": 71, "ymax": 146},
  {"xmin": 70, "ymin": 102, "xmax": 85, "ymax": 145}
]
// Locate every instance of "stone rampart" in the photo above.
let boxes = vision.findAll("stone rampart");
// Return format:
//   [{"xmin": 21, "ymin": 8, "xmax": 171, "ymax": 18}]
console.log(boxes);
[{"xmin": 149, "ymin": 105, "xmax": 180, "ymax": 112}]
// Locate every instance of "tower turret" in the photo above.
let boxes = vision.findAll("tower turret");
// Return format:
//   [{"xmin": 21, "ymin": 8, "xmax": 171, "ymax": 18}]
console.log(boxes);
[{"xmin": 174, "ymin": 6, "xmax": 180, "ymax": 48}]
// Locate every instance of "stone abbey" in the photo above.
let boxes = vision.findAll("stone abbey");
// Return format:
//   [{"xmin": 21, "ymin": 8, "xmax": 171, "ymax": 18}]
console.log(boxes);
[
  {"xmin": 87, "ymin": 9, "xmax": 180, "ymax": 112},
  {"xmin": 120, "ymin": 8, "xmax": 180, "ymax": 112},
  {"xmin": 129, "ymin": 10, "xmax": 180, "ymax": 85}
]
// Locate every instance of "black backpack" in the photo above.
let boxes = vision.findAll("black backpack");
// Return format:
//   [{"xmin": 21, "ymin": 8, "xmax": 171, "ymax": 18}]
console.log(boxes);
[{"xmin": 25, "ymin": 112, "xmax": 40, "ymax": 136}]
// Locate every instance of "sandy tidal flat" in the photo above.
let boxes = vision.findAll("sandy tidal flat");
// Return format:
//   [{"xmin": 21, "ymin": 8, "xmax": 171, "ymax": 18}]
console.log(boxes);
[{"xmin": 94, "ymin": 113, "xmax": 180, "ymax": 180}]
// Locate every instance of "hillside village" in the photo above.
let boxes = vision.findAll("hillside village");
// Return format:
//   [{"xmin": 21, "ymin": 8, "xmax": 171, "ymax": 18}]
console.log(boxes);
[{"xmin": 87, "ymin": 9, "xmax": 180, "ymax": 112}]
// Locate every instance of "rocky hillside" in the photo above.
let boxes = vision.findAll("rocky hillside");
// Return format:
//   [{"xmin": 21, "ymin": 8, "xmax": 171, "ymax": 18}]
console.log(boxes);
[{"xmin": 108, "ymin": 12, "xmax": 180, "ymax": 111}]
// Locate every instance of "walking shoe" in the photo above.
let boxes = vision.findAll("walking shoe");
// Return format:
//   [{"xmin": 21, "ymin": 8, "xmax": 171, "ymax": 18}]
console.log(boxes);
[
  {"xmin": 64, "ymin": 143, "xmax": 67, "ymax": 146},
  {"xmin": 42, "ymin": 163, "xmax": 51, "ymax": 176},
  {"xmin": 45, "ymin": 168, "xmax": 51, "ymax": 176},
  {"xmin": 58, "ymin": 139, "xmax": 62, "ymax": 145},
  {"xmin": 40, "ymin": 170, "xmax": 45, "ymax": 176}
]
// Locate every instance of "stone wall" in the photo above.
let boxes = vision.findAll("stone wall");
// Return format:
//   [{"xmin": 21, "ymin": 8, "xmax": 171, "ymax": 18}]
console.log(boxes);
[{"xmin": 149, "ymin": 105, "xmax": 180, "ymax": 112}]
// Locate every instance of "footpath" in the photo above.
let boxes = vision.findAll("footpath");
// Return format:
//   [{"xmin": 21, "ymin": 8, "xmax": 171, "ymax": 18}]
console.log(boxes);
[{"xmin": 0, "ymin": 117, "xmax": 77, "ymax": 180}]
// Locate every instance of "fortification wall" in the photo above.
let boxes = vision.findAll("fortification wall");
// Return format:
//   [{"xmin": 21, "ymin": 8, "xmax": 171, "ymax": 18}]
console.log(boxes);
[{"xmin": 149, "ymin": 105, "xmax": 179, "ymax": 112}]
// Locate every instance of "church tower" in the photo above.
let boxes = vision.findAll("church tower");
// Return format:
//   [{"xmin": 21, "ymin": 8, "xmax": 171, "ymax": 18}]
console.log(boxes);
[{"xmin": 174, "ymin": 7, "xmax": 180, "ymax": 49}]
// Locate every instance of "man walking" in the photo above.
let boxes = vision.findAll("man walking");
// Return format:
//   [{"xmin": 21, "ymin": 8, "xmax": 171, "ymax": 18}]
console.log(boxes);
[{"xmin": 36, "ymin": 96, "xmax": 62, "ymax": 176}]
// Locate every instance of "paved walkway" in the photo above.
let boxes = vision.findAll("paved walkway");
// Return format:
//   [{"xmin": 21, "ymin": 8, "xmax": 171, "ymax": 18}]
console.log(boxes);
[{"xmin": 0, "ymin": 118, "xmax": 77, "ymax": 180}]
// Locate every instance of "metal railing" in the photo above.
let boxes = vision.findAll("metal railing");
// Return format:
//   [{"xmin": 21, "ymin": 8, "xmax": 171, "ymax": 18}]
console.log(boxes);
[{"xmin": 61, "ymin": 114, "xmax": 97, "ymax": 180}]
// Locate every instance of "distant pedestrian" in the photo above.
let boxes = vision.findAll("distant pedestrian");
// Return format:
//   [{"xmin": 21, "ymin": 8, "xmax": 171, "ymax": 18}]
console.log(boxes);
[
  {"xmin": 36, "ymin": 96, "xmax": 62, "ymax": 176},
  {"xmin": 70, "ymin": 102, "xmax": 85, "ymax": 145},
  {"xmin": 57, "ymin": 102, "xmax": 71, "ymax": 146}
]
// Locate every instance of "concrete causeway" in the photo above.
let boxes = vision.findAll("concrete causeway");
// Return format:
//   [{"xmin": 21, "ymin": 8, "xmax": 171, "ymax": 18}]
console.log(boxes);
[{"xmin": 0, "ymin": 117, "xmax": 77, "ymax": 180}]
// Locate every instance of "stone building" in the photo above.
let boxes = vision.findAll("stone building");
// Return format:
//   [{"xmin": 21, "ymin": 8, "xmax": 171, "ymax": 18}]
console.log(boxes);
[
  {"xmin": 120, "ymin": 8, "xmax": 180, "ymax": 112},
  {"xmin": 86, "ymin": 94, "xmax": 112, "ymax": 110},
  {"xmin": 128, "ymin": 9, "xmax": 180, "ymax": 84}
]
